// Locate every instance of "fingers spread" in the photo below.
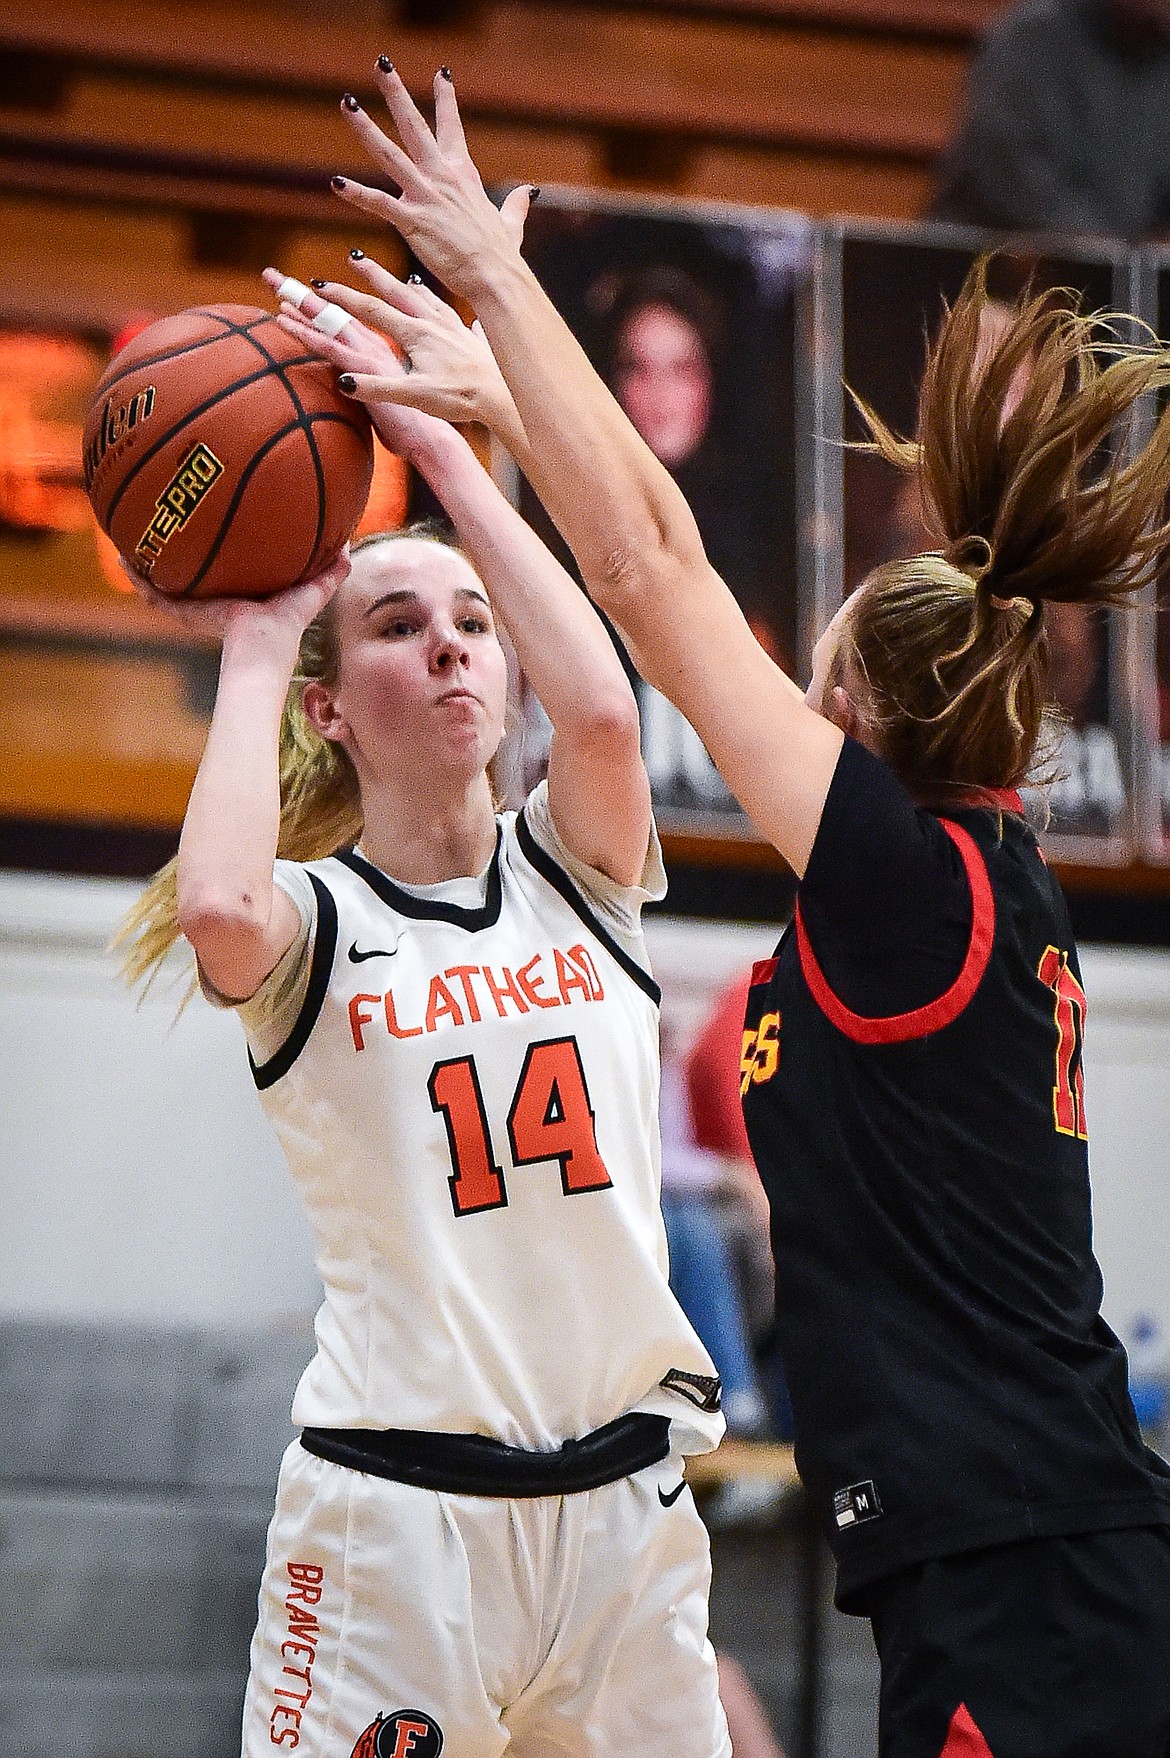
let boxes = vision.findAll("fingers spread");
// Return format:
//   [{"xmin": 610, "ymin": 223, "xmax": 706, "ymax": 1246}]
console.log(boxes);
[
  {"xmin": 339, "ymin": 97, "xmax": 424, "ymax": 193},
  {"xmin": 498, "ymin": 184, "xmax": 532, "ymax": 253},
  {"xmin": 331, "ymin": 176, "xmax": 404, "ymax": 226},
  {"xmin": 350, "ymin": 257, "xmax": 457, "ymax": 328},
  {"xmin": 305, "ymin": 280, "xmax": 419, "ymax": 351},
  {"xmin": 373, "ymin": 62, "xmax": 444, "ymax": 168},
  {"xmin": 432, "ymin": 67, "xmax": 469, "ymax": 158}
]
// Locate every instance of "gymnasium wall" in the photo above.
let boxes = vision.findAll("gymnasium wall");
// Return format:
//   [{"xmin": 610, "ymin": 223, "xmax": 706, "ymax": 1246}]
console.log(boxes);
[{"xmin": 2, "ymin": 869, "xmax": 1169, "ymax": 1363}]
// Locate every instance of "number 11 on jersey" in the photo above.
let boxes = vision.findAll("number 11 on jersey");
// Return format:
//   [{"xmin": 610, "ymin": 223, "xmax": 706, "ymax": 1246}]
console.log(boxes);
[{"xmin": 428, "ymin": 1035, "xmax": 613, "ymax": 1217}]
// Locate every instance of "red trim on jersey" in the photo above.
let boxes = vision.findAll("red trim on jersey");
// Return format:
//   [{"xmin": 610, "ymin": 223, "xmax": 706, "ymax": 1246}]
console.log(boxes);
[
  {"xmin": 940, "ymin": 1702, "xmax": 996, "ymax": 1756},
  {"xmin": 795, "ymin": 820, "xmax": 995, "ymax": 1045},
  {"xmin": 751, "ymin": 958, "xmax": 778, "ymax": 986}
]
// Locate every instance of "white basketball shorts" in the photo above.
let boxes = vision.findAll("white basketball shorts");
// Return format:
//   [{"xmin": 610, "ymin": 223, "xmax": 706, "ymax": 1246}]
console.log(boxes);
[{"xmin": 241, "ymin": 1438, "xmax": 731, "ymax": 1758}]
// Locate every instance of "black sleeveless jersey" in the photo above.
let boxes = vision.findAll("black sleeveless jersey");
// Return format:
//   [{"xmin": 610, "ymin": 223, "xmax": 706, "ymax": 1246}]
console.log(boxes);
[{"xmin": 741, "ymin": 738, "xmax": 1170, "ymax": 1608}]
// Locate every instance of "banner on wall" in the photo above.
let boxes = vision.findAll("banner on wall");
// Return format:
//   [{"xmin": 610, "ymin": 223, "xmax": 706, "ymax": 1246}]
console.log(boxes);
[{"xmin": 505, "ymin": 191, "xmax": 813, "ymax": 836}]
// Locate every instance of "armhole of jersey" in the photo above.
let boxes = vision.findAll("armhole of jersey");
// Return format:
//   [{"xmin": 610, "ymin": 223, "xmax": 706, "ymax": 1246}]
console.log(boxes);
[
  {"xmin": 249, "ymin": 871, "xmax": 339, "ymax": 1090},
  {"xmin": 514, "ymin": 808, "xmax": 662, "ymax": 1007},
  {"xmin": 794, "ymin": 819, "xmax": 995, "ymax": 1045}
]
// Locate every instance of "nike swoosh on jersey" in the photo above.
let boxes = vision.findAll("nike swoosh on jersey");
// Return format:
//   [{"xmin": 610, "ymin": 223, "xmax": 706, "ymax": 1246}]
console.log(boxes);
[
  {"xmin": 658, "ymin": 1479, "xmax": 687, "ymax": 1508},
  {"xmin": 347, "ymin": 942, "xmax": 399, "ymax": 963}
]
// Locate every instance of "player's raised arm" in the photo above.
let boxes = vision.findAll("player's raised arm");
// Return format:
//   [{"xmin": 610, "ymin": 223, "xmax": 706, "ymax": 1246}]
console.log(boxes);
[
  {"xmin": 331, "ymin": 71, "xmax": 843, "ymax": 877},
  {"xmin": 271, "ymin": 268, "xmax": 650, "ymax": 886},
  {"xmin": 122, "ymin": 562, "xmax": 346, "ymax": 1000}
]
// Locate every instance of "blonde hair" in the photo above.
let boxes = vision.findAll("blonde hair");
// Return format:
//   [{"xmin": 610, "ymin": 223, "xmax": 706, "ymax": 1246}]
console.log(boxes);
[
  {"xmin": 116, "ymin": 523, "xmax": 465, "ymax": 993},
  {"xmin": 836, "ymin": 258, "xmax": 1170, "ymax": 800}
]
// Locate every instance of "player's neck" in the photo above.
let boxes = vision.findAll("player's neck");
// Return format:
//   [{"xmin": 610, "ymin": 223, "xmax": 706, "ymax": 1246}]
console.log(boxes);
[{"xmin": 356, "ymin": 774, "xmax": 498, "ymax": 885}]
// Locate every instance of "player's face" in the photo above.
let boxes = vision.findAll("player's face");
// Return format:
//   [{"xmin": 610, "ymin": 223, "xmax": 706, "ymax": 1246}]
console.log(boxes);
[{"xmin": 322, "ymin": 539, "xmax": 509, "ymax": 784}]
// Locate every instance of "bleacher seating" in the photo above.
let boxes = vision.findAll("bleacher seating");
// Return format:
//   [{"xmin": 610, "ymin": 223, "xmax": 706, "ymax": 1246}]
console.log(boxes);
[{"xmin": 0, "ymin": 1319, "xmax": 313, "ymax": 1758}]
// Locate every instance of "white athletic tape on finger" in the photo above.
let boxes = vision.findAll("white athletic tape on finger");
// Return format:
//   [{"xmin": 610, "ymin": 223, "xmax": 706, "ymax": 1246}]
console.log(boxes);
[
  {"xmin": 276, "ymin": 276, "xmax": 313, "ymax": 310},
  {"xmin": 312, "ymin": 303, "xmax": 354, "ymax": 339}
]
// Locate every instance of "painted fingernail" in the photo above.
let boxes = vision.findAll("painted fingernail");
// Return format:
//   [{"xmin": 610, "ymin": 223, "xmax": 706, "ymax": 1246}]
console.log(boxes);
[
  {"xmin": 310, "ymin": 278, "xmax": 328, "ymax": 289},
  {"xmin": 407, "ymin": 272, "xmax": 422, "ymax": 284},
  {"xmin": 529, "ymin": 185, "xmax": 541, "ymax": 201},
  {"xmin": 338, "ymin": 373, "xmax": 357, "ymax": 393},
  {"xmin": 342, "ymin": 93, "xmax": 361, "ymax": 113},
  {"xmin": 349, "ymin": 248, "xmax": 366, "ymax": 261},
  {"xmin": 331, "ymin": 174, "xmax": 347, "ymax": 191},
  {"xmin": 377, "ymin": 54, "xmax": 393, "ymax": 73},
  {"xmin": 439, "ymin": 65, "xmax": 453, "ymax": 80}
]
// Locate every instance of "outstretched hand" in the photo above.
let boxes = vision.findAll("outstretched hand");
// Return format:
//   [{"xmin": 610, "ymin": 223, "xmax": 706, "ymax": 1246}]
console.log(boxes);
[
  {"xmin": 331, "ymin": 66, "xmax": 532, "ymax": 301},
  {"xmin": 266, "ymin": 259, "xmax": 526, "ymax": 452}
]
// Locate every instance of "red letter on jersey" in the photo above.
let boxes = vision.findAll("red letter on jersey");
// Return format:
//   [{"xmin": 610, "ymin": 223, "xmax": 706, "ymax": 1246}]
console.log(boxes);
[
  {"xmin": 516, "ymin": 953, "xmax": 560, "ymax": 1010},
  {"xmin": 384, "ymin": 990, "xmax": 423, "ymax": 1040},
  {"xmin": 349, "ymin": 994, "xmax": 380, "ymax": 1052},
  {"xmin": 429, "ymin": 1056, "xmax": 508, "ymax": 1214},
  {"xmin": 507, "ymin": 1037, "xmax": 612, "ymax": 1196}
]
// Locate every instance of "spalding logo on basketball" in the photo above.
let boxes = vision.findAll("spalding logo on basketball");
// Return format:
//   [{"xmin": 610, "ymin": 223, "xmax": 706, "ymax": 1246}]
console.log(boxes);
[
  {"xmin": 82, "ymin": 305, "xmax": 373, "ymax": 599},
  {"xmin": 350, "ymin": 1709, "xmax": 444, "ymax": 1758}
]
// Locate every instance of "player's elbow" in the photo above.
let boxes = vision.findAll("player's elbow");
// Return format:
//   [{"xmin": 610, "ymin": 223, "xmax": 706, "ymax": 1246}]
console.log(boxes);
[
  {"xmin": 177, "ymin": 883, "xmax": 269, "ymax": 959},
  {"xmin": 572, "ymin": 687, "xmax": 643, "ymax": 763},
  {"xmin": 593, "ymin": 529, "xmax": 704, "ymax": 628}
]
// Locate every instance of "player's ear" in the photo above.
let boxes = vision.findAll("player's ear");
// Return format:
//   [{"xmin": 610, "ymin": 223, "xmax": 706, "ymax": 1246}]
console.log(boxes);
[
  {"xmin": 302, "ymin": 680, "xmax": 348, "ymax": 742},
  {"xmin": 829, "ymin": 684, "xmax": 862, "ymax": 740}
]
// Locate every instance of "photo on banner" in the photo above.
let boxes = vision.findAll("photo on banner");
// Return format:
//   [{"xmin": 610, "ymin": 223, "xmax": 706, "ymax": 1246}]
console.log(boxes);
[
  {"xmin": 839, "ymin": 229, "xmax": 1132, "ymax": 851},
  {"xmin": 508, "ymin": 194, "xmax": 812, "ymax": 835}
]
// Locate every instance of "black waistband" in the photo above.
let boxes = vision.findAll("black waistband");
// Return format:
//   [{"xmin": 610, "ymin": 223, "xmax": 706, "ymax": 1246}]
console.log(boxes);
[{"xmin": 299, "ymin": 1411, "xmax": 671, "ymax": 1497}]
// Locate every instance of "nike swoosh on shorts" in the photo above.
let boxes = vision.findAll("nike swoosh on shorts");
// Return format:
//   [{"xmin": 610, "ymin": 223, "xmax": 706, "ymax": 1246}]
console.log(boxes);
[{"xmin": 658, "ymin": 1480, "xmax": 687, "ymax": 1508}]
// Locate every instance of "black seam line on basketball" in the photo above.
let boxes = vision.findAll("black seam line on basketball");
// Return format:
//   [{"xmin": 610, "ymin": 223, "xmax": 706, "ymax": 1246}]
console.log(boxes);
[
  {"xmin": 176, "ymin": 415, "xmax": 307, "ymax": 596},
  {"xmin": 333, "ymin": 833, "xmax": 504, "ymax": 930},
  {"xmin": 103, "ymin": 349, "xmax": 324, "ymax": 529},
  {"xmin": 177, "ymin": 408, "xmax": 368, "ymax": 598},
  {"xmin": 224, "ymin": 318, "xmax": 329, "ymax": 574},
  {"xmin": 285, "ymin": 413, "xmax": 375, "ymax": 584},
  {"xmin": 153, "ymin": 309, "xmax": 329, "ymax": 581},
  {"xmin": 250, "ymin": 872, "xmax": 338, "ymax": 1091},
  {"xmin": 93, "ymin": 310, "xmax": 273, "ymax": 404},
  {"xmin": 513, "ymin": 809, "xmax": 661, "ymax": 1006}
]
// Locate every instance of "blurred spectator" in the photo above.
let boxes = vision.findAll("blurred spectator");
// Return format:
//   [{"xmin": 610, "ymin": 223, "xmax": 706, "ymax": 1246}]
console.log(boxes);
[
  {"xmin": 932, "ymin": 1, "xmax": 1170, "ymax": 240},
  {"xmin": 686, "ymin": 973, "xmax": 775, "ymax": 1336},
  {"xmin": 682, "ymin": 973, "xmax": 797, "ymax": 1454},
  {"xmin": 660, "ymin": 1045, "xmax": 771, "ymax": 1439}
]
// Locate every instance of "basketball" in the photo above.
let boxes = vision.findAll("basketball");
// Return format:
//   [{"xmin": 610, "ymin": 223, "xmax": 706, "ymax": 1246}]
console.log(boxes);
[{"xmin": 83, "ymin": 305, "xmax": 374, "ymax": 598}]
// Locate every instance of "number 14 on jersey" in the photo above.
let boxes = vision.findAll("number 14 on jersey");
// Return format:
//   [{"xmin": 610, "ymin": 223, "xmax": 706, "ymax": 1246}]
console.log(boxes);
[{"xmin": 428, "ymin": 1035, "xmax": 613, "ymax": 1216}]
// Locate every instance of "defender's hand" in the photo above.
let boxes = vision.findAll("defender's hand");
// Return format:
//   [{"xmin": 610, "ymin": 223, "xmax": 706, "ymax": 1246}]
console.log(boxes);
[{"xmin": 331, "ymin": 66, "xmax": 533, "ymax": 302}]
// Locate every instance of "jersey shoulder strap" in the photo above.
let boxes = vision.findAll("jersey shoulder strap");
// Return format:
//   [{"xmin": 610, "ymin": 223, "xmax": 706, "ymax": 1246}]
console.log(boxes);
[{"xmin": 513, "ymin": 807, "xmax": 660, "ymax": 1007}]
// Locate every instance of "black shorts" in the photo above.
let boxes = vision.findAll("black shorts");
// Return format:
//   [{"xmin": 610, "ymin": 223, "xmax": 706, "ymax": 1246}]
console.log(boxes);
[{"xmin": 866, "ymin": 1526, "xmax": 1170, "ymax": 1758}]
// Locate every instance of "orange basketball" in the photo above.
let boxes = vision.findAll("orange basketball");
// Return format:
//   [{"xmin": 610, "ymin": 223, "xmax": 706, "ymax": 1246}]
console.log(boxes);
[{"xmin": 83, "ymin": 305, "xmax": 374, "ymax": 598}]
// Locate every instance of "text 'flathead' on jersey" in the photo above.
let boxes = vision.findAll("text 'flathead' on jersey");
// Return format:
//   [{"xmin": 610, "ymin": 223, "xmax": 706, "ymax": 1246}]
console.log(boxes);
[{"xmin": 348, "ymin": 944, "xmax": 607, "ymax": 1050}]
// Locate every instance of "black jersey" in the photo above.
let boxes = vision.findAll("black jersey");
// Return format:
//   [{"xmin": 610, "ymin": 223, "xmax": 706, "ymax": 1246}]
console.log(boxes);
[{"xmin": 741, "ymin": 737, "xmax": 1170, "ymax": 1608}]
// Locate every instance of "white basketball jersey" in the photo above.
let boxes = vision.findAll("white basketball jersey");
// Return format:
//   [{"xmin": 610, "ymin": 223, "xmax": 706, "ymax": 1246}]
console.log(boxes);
[{"xmin": 240, "ymin": 788, "xmax": 724, "ymax": 1455}]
